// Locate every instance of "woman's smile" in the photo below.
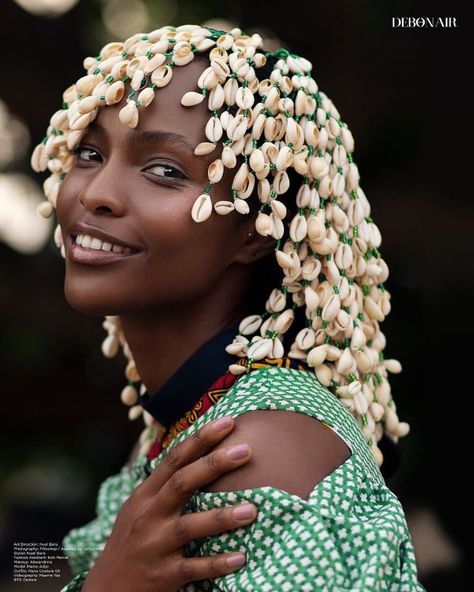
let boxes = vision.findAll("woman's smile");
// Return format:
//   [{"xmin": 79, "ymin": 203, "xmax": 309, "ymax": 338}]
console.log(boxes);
[
  {"xmin": 67, "ymin": 222, "xmax": 144, "ymax": 266},
  {"xmin": 68, "ymin": 235, "xmax": 143, "ymax": 265}
]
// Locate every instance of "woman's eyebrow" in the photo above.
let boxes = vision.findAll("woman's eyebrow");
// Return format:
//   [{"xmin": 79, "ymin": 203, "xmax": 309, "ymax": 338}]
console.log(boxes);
[
  {"xmin": 87, "ymin": 120, "xmax": 195, "ymax": 154},
  {"xmin": 126, "ymin": 129, "xmax": 195, "ymax": 154}
]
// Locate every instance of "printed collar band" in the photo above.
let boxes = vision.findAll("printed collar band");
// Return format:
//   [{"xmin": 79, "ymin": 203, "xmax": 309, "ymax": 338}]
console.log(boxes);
[{"xmin": 139, "ymin": 325, "xmax": 240, "ymax": 427}]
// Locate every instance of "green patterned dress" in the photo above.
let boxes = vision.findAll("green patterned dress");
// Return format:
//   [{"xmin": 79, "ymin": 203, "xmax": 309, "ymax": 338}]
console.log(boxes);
[{"xmin": 61, "ymin": 365, "xmax": 425, "ymax": 591}]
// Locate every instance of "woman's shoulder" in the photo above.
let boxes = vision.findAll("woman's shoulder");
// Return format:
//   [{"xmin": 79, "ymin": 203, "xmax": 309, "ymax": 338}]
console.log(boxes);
[
  {"xmin": 218, "ymin": 365, "xmax": 385, "ymax": 485},
  {"xmin": 151, "ymin": 364, "xmax": 385, "ymax": 485}
]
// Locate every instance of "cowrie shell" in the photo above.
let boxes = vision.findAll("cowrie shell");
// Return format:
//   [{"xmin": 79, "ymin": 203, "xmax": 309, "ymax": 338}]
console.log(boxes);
[
  {"xmin": 255, "ymin": 213, "xmax": 273, "ymax": 236},
  {"xmin": 181, "ymin": 91, "xmax": 205, "ymax": 106},
  {"xmin": 137, "ymin": 88, "xmax": 155, "ymax": 107},
  {"xmin": 105, "ymin": 81, "xmax": 125, "ymax": 105},
  {"xmin": 194, "ymin": 142, "xmax": 216, "ymax": 156},
  {"xmin": 214, "ymin": 201, "xmax": 235, "ymax": 215},
  {"xmin": 205, "ymin": 116, "xmax": 223, "ymax": 143},
  {"xmin": 247, "ymin": 338, "xmax": 273, "ymax": 360},
  {"xmin": 222, "ymin": 146, "xmax": 237, "ymax": 168},
  {"xmin": 144, "ymin": 53, "xmax": 166, "ymax": 73},
  {"xmin": 151, "ymin": 65, "xmax": 173, "ymax": 87},
  {"xmin": 191, "ymin": 194, "xmax": 212, "ymax": 223},
  {"xmin": 239, "ymin": 314, "xmax": 263, "ymax": 335},
  {"xmin": 207, "ymin": 158, "xmax": 224, "ymax": 184},
  {"xmin": 118, "ymin": 101, "xmax": 138, "ymax": 128},
  {"xmin": 315, "ymin": 363, "xmax": 332, "ymax": 386}
]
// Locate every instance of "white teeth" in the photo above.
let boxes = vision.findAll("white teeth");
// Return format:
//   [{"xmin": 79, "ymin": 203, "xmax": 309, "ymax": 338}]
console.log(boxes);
[
  {"xmin": 74, "ymin": 233, "xmax": 132, "ymax": 254},
  {"xmin": 90, "ymin": 238, "xmax": 103, "ymax": 250}
]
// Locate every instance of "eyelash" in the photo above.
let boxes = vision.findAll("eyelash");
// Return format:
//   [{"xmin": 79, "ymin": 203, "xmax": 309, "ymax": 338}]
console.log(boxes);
[{"xmin": 72, "ymin": 146, "xmax": 187, "ymax": 181}]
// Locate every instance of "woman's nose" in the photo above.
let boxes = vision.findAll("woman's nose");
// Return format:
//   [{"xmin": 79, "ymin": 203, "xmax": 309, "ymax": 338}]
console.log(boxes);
[{"xmin": 78, "ymin": 168, "xmax": 127, "ymax": 215}]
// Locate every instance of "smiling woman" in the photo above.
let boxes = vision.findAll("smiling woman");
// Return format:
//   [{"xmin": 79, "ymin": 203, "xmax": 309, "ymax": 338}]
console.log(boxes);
[
  {"xmin": 31, "ymin": 23, "xmax": 426, "ymax": 592},
  {"xmin": 56, "ymin": 57, "xmax": 263, "ymax": 329}
]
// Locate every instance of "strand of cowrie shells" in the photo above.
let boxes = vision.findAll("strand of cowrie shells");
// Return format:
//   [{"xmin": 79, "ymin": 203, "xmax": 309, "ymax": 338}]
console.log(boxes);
[
  {"xmin": 31, "ymin": 23, "xmax": 409, "ymax": 467},
  {"xmin": 101, "ymin": 314, "xmax": 166, "ymax": 457}
]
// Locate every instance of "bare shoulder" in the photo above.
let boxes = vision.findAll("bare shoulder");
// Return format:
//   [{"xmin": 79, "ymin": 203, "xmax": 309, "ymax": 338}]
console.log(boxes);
[{"xmin": 201, "ymin": 410, "xmax": 352, "ymax": 501}]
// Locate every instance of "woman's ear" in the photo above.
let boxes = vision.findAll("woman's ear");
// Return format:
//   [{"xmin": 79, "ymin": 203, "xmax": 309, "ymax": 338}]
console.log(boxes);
[{"xmin": 233, "ymin": 217, "xmax": 276, "ymax": 265}]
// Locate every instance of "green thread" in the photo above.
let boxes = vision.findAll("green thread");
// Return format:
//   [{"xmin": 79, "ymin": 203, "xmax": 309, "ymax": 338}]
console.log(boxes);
[{"xmin": 265, "ymin": 330, "xmax": 279, "ymax": 341}]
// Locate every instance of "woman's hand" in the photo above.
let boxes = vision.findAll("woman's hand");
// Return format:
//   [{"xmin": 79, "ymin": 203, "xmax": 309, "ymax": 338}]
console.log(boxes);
[{"xmin": 82, "ymin": 416, "xmax": 256, "ymax": 592}]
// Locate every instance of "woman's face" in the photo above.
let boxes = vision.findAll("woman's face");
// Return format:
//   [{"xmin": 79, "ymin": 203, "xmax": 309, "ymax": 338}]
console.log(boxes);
[{"xmin": 56, "ymin": 58, "xmax": 262, "ymax": 317}]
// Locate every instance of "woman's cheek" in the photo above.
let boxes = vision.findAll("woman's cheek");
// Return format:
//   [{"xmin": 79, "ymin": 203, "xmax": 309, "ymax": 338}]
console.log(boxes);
[{"xmin": 56, "ymin": 173, "xmax": 79, "ymax": 218}]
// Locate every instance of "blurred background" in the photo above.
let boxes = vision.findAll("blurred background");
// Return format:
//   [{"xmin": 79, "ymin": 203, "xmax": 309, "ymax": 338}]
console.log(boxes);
[{"xmin": 0, "ymin": 0, "xmax": 470, "ymax": 589}]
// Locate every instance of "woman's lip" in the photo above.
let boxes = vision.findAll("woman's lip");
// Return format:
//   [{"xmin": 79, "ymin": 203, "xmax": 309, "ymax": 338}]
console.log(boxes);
[
  {"xmin": 67, "ymin": 237, "xmax": 142, "ymax": 266},
  {"xmin": 70, "ymin": 224, "xmax": 143, "ymax": 252}
]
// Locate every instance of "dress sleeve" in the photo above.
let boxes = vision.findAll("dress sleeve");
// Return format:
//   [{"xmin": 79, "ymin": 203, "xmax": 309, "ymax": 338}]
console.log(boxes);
[{"xmin": 184, "ymin": 463, "xmax": 426, "ymax": 592}]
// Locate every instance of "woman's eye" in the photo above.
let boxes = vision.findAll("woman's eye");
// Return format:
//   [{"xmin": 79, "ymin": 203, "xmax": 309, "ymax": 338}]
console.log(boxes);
[
  {"xmin": 74, "ymin": 147, "xmax": 101, "ymax": 162},
  {"xmin": 146, "ymin": 164, "xmax": 186, "ymax": 180}
]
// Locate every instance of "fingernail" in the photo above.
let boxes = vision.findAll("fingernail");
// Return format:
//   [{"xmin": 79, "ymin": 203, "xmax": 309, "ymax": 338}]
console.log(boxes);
[
  {"xmin": 213, "ymin": 416, "xmax": 233, "ymax": 431},
  {"xmin": 226, "ymin": 553, "xmax": 246, "ymax": 567},
  {"xmin": 227, "ymin": 444, "xmax": 250, "ymax": 460},
  {"xmin": 232, "ymin": 504, "xmax": 255, "ymax": 520}
]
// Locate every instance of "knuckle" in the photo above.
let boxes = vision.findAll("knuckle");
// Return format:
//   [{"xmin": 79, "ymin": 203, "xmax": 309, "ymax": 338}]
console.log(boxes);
[
  {"xmin": 168, "ymin": 469, "xmax": 186, "ymax": 494},
  {"xmin": 129, "ymin": 510, "xmax": 148, "ymax": 538},
  {"xmin": 119, "ymin": 494, "xmax": 143, "ymax": 520},
  {"xmin": 177, "ymin": 558, "xmax": 194, "ymax": 583},
  {"xmin": 129, "ymin": 481, "xmax": 147, "ymax": 502},
  {"xmin": 205, "ymin": 450, "xmax": 221, "ymax": 471},
  {"xmin": 172, "ymin": 516, "xmax": 190, "ymax": 544},
  {"xmin": 148, "ymin": 567, "xmax": 166, "ymax": 587},
  {"xmin": 213, "ymin": 508, "xmax": 228, "ymax": 528},
  {"xmin": 192, "ymin": 426, "xmax": 209, "ymax": 446},
  {"xmin": 208, "ymin": 555, "xmax": 223, "ymax": 577},
  {"xmin": 163, "ymin": 445, "xmax": 180, "ymax": 469}
]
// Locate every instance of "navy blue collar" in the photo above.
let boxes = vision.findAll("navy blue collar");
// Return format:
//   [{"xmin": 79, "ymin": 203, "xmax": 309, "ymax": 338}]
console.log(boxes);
[{"xmin": 139, "ymin": 325, "xmax": 239, "ymax": 427}]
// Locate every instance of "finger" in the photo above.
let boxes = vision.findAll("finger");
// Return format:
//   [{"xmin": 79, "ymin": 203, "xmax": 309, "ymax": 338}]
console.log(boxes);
[
  {"xmin": 157, "ymin": 443, "xmax": 252, "ymax": 514},
  {"xmin": 139, "ymin": 416, "xmax": 236, "ymax": 495},
  {"xmin": 167, "ymin": 503, "xmax": 257, "ymax": 547},
  {"xmin": 175, "ymin": 551, "xmax": 247, "ymax": 587}
]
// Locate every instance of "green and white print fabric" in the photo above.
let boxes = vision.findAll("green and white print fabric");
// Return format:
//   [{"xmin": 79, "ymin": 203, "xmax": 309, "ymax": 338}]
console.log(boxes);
[{"xmin": 61, "ymin": 366, "xmax": 426, "ymax": 591}]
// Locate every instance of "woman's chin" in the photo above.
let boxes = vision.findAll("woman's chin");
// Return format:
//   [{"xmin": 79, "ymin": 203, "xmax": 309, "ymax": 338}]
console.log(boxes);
[{"xmin": 63, "ymin": 283, "xmax": 124, "ymax": 317}]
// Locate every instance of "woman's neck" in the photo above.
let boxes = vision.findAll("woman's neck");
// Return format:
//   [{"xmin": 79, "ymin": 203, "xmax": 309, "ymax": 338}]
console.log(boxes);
[{"xmin": 119, "ymin": 267, "xmax": 253, "ymax": 395}]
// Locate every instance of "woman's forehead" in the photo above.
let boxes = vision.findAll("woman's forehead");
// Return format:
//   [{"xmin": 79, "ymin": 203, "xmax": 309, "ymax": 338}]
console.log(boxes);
[{"xmin": 93, "ymin": 58, "xmax": 211, "ymax": 148}]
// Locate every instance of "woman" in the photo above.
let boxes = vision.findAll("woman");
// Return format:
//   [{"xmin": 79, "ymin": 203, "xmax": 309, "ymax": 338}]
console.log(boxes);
[{"xmin": 32, "ymin": 23, "xmax": 425, "ymax": 591}]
